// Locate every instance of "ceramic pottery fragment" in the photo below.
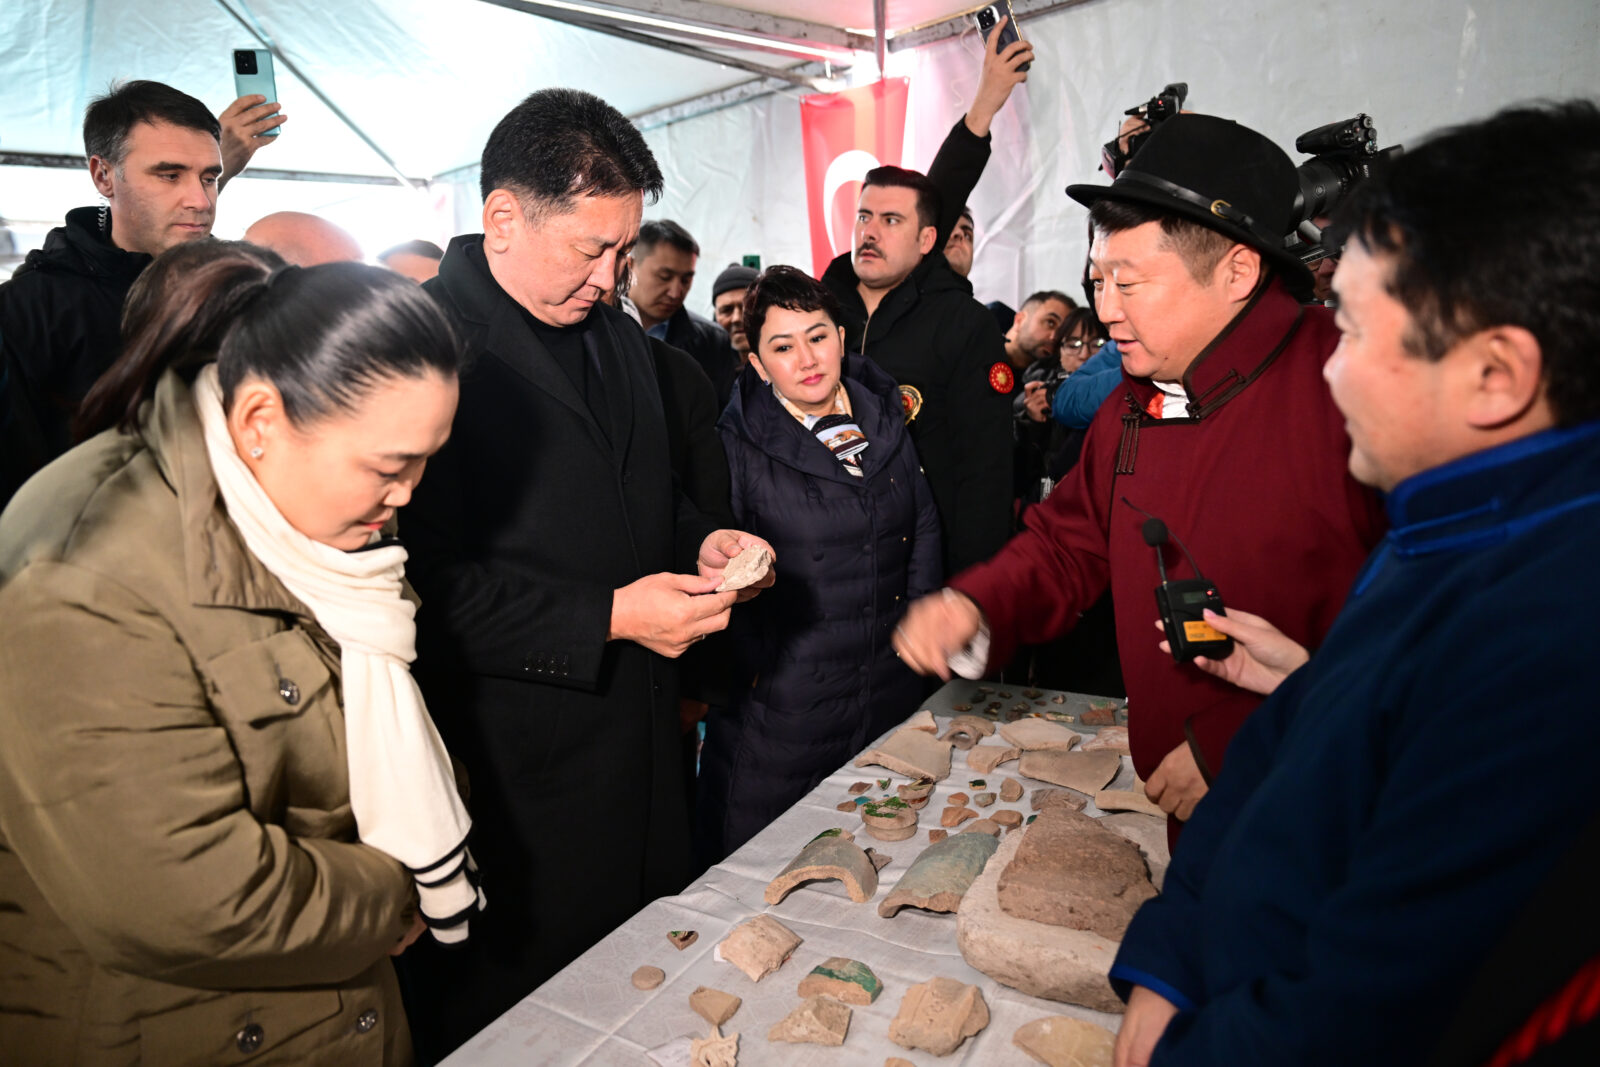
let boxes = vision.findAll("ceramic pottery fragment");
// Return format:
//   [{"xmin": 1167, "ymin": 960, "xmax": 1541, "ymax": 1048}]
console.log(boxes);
[
  {"xmin": 887, "ymin": 1059, "xmax": 916, "ymax": 1067},
  {"xmin": 836, "ymin": 800, "xmax": 859, "ymax": 812},
  {"xmin": 1100, "ymin": 811, "xmax": 1173, "ymax": 892},
  {"xmin": 633, "ymin": 965, "xmax": 665, "ymax": 990},
  {"xmin": 949, "ymin": 791, "xmax": 970, "ymax": 806},
  {"xmin": 864, "ymin": 847, "xmax": 893, "ymax": 872},
  {"xmin": 1000, "ymin": 719, "xmax": 1083, "ymax": 752},
  {"xmin": 991, "ymin": 809, "xmax": 1024, "ymax": 830},
  {"xmin": 1080, "ymin": 701, "xmax": 1120, "ymax": 727},
  {"xmin": 798, "ymin": 957, "xmax": 883, "ymax": 1005},
  {"xmin": 668, "ymin": 930, "xmax": 699, "ymax": 950},
  {"xmin": 765, "ymin": 828, "xmax": 879, "ymax": 904},
  {"xmin": 968, "ymin": 778, "xmax": 987, "ymax": 788},
  {"xmin": 1000, "ymin": 777, "xmax": 1023, "ymax": 803},
  {"xmin": 879, "ymin": 830, "xmax": 1000, "ymax": 918},
  {"xmin": 968, "ymin": 743, "xmax": 1022, "ymax": 774},
  {"xmin": 1023, "ymin": 688, "xmax": 1043, "ymax": 699},
  {"xmin": 1051, "ymin": 694, "xmax": 1067, "ymax": 704},
  {"xmin": 1094, "ymin": 789, "xmax": 1165, "ymax": 819},
  {"xmin": 1013, "ymin": 1015, "xmax": 1116, "ymax": 1067},
  {"xmin": 848, "ymin": 781, "xmax": 872, "ymax": 795},
  {"xmin": 906, "ymin": 709, "xmax": 938, "ymax": 733},
  {"xmin": 878, "ymin": 778, "xmax": 891, "ymax": 790},
  {"xmin": 689, "ymin": 986, "xmax": 742, "ymax": 1026},
  {"xmin": 962, "ymin": 818, "xmax": 1002, "ymax": 837},
  {"xmin": 999, "ymin": 691, "xmax": 1012, "ymax": 698},
  {"xmin": 1019, "ymin": 750, "xmax": 1121, "ymax": 795},
  {"xmin": 897, "ymin": 777, "xmax": 936, "ymax": 809},
  {"xmin": 941, "ymin": 806, "xmax": 978, "ymax": 827},
  {"xmin": 1031, "ymin": 787, "xmax": 1087, "ymax": 813},
  {"xmin": 768, "ymin": 996, "xmax": 851, "ymax": 1046},
  {"xmin": 690, "ymin": 1024, "xmax": 739, "ymax": 1067},
  {"xmin": 997, "ymin": 808, "xmax": 1156, "ymax": 939},
  {"xmin": 719, "ymin": 914, "xmax": 802, "ymax": 982},
  {"xmin": 888, "ymin": 977, "xmax": 989, "ymax": 1056},
  {"xmin": 928, "ymin": 828, "xmax": 948, "ymax": 843},
  {"xmin": 716, "ymin": 545, "xmax": 772, "ymax": 592},
  {"xmin": 1079, "ymin": 725, "xmax": 1129, "ymax": 753},
  {"xmin": 855, "ymin": 727, "xmax": 953, "ymax": 781},
  {"xmin": 956, "ymin": 830, "xmax": 1125, "ymax": 1013},
  {"xmin": 973, "ymin": 791, "xmax": 996, "ymax": 807},
  {"xmin": 861, "ymin": 797, "xmax": 919, "ymax": 842},
  {"xmin": 940, "ymin": 714, "xmax": 995, "ymax": 750}
]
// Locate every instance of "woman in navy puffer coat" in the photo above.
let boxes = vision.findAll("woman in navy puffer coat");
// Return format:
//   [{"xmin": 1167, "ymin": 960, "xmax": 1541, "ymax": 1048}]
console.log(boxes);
[{"xmin": 694, "ymin": 267, "xmax": 941, "ymax": 863}]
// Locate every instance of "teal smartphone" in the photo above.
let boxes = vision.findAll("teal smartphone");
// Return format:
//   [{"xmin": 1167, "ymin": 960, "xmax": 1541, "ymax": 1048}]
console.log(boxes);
[{"xmin": 232, "ymin": 49, "xmax": 280, "ymax": 136}]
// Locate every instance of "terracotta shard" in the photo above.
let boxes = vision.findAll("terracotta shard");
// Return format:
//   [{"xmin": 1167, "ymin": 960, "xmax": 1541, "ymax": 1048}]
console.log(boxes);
[
  {"xmin": 1019, "ymin": 750, "xmax": 1121, "ymax": 794},
  {"xmin": 632, "ymin": 965, "xmax": 665, "ymax": 990},
  {"xmin": 997, "ymin": 808, "xmax": 1156, "ymax": 939},
  {"xmin": 848, "ymin": 781, "xmax": 872, "ymax": 795},
  {"xmin": 949, "ymin": 791, "xmax": 970, "ymax": 806},
  {"xmin": 968, "ymin": 743, "xmax": 1022, "ymax": 774},
  {"xmin": 864, "ymin": 847, "xmax": 892, "ymax": 872},
  {"xmin": 1100, "ymin": 812, "xmax": 1172, "ymax": 892},
  {"xmin": 897, "ymin": 777, "xmax": 936, "ymax": 808},
  {"xmin": 991, "ymin": 809, "xmax": 1023, "ymax": 830},
  {"xmin": 798, "ymin": 957, "xmax": 883, "ymax": 1005},
  {"xmin": 1013, "ymin": 1015, "xmax": 1117, "ymax": 1067},
  {"xmin": 878, "ymin": 831, "xmax": 1000, "ymax": 918},
  {"xmin": 928, "ymin": 828, "xmax": 948, "ymax": 843},
  {"xmin": 962, "ymin": 818, "xmax": 1002, "ymax": 837},
  {"xmin": 716, "ymin": 544, "xmax": 772, "ymax": 592},
  {"xmin": 1080, "ymin": 725, "xmax": 1130, "ymax": 753},
  {"xmin": 888, "ymin": 977, "xmax": 990, "ymax": 1056},
  {"xmin": 855, "ymin": 727, "xmax": 953, "ymax": 782},
  {"xmin": 836, "ymin": 800, "xmax": 858, "ymax": 812},
  {"xmin": 887, "ymin": 1060, "xmax": 917, "ymax": 1067},
  {"xmin": 1000, "ymin": 719, "xmax": 1083, "ymax": 752},
  {"xmin": 1032, "ymin": 787, "xmax": 1087, "ymax": 813},
  {"xmin": 941, "ymin": 806, "xmax": 979, "ymax": 827},
  {"xmin": 768, "ymin": 995, "xmax": 852, "ymax": 1046},
  {"xmin": 939, "ymin": 714, "xmax": 996, "ymax": 750},
  {"xmin": 1080, "ymin": 702, "xmax": 1120, "ymax": 727},
  {"xmin": 668, "ymin": 929, "xmax": 699, "ymax": 950},
  {"xmin": 765, "ymin": 828, "xmax": 879, "ymax": 905},
  {"xmin": 956, "ymin": 830, "xmax": 1125, "ymax": 1013},
  {"xmin": 1094, "ymin": 789, "xmax": 1165, "ymax": 819},
  {"xmin": 719, "ymin": 914, "xmax": 802, "ymax": 982},
  {"xmin": 860, "ymin": 796, "xmax": 919, "ymax": 842},
  {"xmin": 973, "ymin": 791, "xmax": 996, "ymax": 807},
  {"xmin": 1000, "ymin": 777, "xmax": 1023, "ymax": 803},
  {"xmin": 906, "ymin": 709, "xmax": 938, "ymax": 733},
  {"xmin": 690, "ymin": 1024, "xmax": 739, "ymax": 1067},
  {"xmin": 689, "ymin": 986, "xmax": 742, "ymax": 1027}
]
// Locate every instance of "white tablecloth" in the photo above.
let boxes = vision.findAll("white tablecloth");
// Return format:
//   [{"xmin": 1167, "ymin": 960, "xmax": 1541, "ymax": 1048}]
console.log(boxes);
[{"xmin": 444, "ymin": 682, "xmax": 1162, "ymax": 1066}]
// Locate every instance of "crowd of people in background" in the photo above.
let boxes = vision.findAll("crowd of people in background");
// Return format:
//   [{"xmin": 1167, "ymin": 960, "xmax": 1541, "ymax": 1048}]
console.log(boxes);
[{"xmin": 1, "ymin": 15, "xmax": 1598, "ymax": 1067}]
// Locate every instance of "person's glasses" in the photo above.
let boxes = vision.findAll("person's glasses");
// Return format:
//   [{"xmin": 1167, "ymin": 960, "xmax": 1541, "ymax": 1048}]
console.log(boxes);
[{"xmin": 1061, "ymin": 337, "xmax": 1105, "ymax": 352}]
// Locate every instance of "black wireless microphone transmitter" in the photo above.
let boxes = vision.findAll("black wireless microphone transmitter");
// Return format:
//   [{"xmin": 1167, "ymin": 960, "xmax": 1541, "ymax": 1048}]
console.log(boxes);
[{"xmin": 1140, "ymin": 515, "xmax": 1233, "ymax": 663}]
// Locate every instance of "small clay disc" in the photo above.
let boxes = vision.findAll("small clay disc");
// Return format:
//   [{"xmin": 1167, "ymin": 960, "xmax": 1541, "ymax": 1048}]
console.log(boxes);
[{"xmin": 632, "ymin": 965, "xmax": 665, "ymax": 990}]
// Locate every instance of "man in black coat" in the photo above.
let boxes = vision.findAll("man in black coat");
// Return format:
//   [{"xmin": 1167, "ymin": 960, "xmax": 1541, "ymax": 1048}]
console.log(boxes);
[
  {"xmin": 397, "ymin": 88, "xmax": 771, "ymax": 1060},
  {"xmin": 0, "ymin": 80, "xmax": 280, "ymax": 507},
  {"xmin": 629, "ymin": 219, "xmax": 740, "ymax": 408}
]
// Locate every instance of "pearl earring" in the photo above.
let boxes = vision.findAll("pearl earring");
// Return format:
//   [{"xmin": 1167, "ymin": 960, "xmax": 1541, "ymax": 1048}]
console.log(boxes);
[{"xmin": 249, "ymin": 447, "xmax": 264, "ymax": 459}]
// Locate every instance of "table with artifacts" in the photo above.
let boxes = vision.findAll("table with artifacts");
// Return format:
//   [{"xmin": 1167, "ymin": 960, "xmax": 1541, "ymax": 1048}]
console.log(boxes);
[{"xmin": 443, "ymin": 681, "xmax": 1168, "ymax": 1067}]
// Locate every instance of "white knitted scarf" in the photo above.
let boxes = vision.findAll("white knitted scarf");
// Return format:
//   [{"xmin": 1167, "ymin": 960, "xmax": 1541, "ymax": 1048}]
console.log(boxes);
[{"xmin": 193, "ymin": 365, "xmax": 482, "ymax": 943}]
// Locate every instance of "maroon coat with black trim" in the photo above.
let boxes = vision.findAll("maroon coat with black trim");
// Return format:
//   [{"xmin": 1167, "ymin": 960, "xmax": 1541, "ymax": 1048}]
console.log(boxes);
[{"xmin": 949, "ymin": 278, "xmax": 1386, "ymax": 783}]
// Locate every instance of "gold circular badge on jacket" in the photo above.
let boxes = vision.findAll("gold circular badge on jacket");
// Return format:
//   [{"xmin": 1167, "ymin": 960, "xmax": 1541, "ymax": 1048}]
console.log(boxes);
[{"xmin": 899, "ymin": 384, "xmax": 923, "ymax": 423}]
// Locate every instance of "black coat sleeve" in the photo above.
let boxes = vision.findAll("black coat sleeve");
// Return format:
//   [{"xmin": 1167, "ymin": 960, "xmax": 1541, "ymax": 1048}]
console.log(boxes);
[
  {"xmin": 941, "ymin": 305, "xmax": 1014, "ymax": 573},
  {"xmin": 926, "ymin": 118, "xmax": 993, "ymax": 251}
]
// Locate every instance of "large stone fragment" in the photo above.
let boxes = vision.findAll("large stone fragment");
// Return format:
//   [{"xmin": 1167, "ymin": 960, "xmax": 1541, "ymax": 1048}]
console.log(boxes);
[
  {"xmin": 1019, "ymin": 750, "xmax": 1121, "ymax": 794},
  {"xmin": 888, "ymin": 977, "xmax": 989, "ymax": 1056},
  {"xmin": 719, "ymin": 914, "xmax": 802, "ymax": 982},
  {"xmin": 997, "ymin": 808, "xmax": 1156, "ymax": 939},
  {"xmin": 798, "ymin": 957, "xmax": 883, "ymax": 1004},
  {"xmin": 1013, "ymin": 1015, "xmax": 1116, "ymax": 1067},
  {"xmin": 764, "ymin": 828, "xmax": 878, "ymax": 905},
  {"xmin": 768, "ymin": 996, "xmax": 851, "ymax": 1046},
  {"xmin": 879, "ymin": 830, "xmax": 999, "ymax": 918},
  {"xmin": 689, "ymin": 986, "xmax": 742, "ymax": 1026},
  {"xmin": 716, "ymin": 545, "xmax": 772, "ymax": 592},
  {"xmin": 956, "ymin": 830, "xmax": 1124, "ymax": 1013},
  {"xmin": 855, "ymin": 727, "xmax": 953, "ymax": 781},
  {"xmin": 968, "ymin": 742, "xmax": 1022, "ymax": 774},
  {"xmin": 1000, "ymin": 719, "xmax": 1083, "ymax": 752}
]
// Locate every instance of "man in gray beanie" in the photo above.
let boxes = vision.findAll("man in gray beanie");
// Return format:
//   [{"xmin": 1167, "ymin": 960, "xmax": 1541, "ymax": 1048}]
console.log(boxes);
[{"xmin": 711, "ymin": 262, "xmax": 759, "ymax": 366}]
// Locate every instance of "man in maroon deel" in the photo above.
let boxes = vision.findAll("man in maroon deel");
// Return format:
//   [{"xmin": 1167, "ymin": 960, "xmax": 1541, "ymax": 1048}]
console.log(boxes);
[{"xmin": 893, "ymin": 114, "xmax": 1385, "ymax": 837}]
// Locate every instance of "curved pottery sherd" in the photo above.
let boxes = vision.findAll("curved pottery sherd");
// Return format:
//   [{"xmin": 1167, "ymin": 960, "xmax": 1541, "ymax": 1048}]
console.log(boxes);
[
  {"xmin": 856, "ymin": 727, "xmax": 954, "ymax": 781},
  {"xmin": 1000, "ymin": 719, "xmax": 1083, "ymax": 752},
  {"xmin": 860, "ymin": 796, "xmax": 919, "ymax": 841},
  {"xmin": 897, "ymin": 777, "xmax": 936, "ymax": 808},
  {"xmin": 798, "ymin": 957, "xmax": 883, "ymax": 1005},
  {"xmin": 1019, "ymin": 750, "xmax": 1121, "ymax": 794},
  {"xmin": 765, "ymin": 828, "xmax": 878, "ymax": 905},
  {"xmin": 940, "ymin": 714, "xmax": 996, "ymax": 750},
  {"xmin": 878, "ymin": 830, "xmax": 1000, "ymax": 918},
  {"xmin": 719, "ymin": 914, "xmax": 802, "ymax": 982}
]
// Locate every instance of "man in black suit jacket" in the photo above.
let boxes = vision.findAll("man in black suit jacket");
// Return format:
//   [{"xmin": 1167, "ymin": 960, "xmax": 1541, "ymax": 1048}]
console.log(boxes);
[
  {"xmin": 629, "ymin": 219, "xmax": 741, "ymax": 408},
  {"xmin": 397, "ymin": 88, "xmax": 771, "ymax": 1061}
]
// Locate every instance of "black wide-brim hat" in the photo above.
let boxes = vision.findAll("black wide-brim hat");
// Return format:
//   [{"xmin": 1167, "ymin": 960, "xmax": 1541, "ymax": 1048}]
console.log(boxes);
[{"xmin": 1067, "ymin": 113, "xmax": 1313, "ymax": 295}]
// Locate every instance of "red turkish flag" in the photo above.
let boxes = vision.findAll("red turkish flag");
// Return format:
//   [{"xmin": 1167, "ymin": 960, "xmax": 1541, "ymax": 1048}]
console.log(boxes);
[{"xmin": 799, "ymin": 78, "xmax": 910, "ymax": 278}]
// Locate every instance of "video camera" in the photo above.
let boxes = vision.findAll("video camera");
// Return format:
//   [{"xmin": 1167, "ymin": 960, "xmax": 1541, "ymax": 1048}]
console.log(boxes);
[
  {"xmin": 1100, "ymin": 82, "xmax": 1187, "ymax": 178},
  {"xmin": 1287, "ymin": 114, "xmax": 1402, "ymax": 264}
]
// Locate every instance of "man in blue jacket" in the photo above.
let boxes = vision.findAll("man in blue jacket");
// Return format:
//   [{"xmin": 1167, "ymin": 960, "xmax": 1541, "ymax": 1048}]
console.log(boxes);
[{"xmin": 1111, "ymin": 99, "xmax": 1600, "ymax": 1067}]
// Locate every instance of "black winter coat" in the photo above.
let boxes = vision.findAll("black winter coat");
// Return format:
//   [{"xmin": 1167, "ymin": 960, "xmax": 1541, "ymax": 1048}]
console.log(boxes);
[
  {"xmin": 397, "ymin": 237, "xmax": 715, "ymax": 1059},
  {"xmin": 821, "ymin": 248, "xmax": 1012, "ymax": 576},
  {"xmin": 694, "ymin": 355, "xmax": 941, "ymax": 862},
  {"xmin": 660, "ymin": 305, "xmax": 740, "ymax": 410},
  {"xmin": 0, "ymin": 207, "xmax": 149, "ymax": 507}
]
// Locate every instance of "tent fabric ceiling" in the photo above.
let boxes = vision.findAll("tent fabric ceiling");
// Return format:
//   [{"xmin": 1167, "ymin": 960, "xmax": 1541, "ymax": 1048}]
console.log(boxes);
[
  {"xmin": 2, "ymin": 0, "xmax": 875, "ymax": 180},
  {"xmin": 706, "ymin": 1, "xmax": 981, "ymax": 35}
]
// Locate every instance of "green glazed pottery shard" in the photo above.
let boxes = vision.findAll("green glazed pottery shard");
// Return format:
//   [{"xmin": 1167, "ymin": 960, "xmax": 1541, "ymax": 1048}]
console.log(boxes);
[
  {"xmin": 878, "ymin": 778, "xmax": 891, "ymax": 790},
  {"xmin": 810, "ymin": 827, "xmax": 846, "ymax": 842},
  {"xmin": 968, "ymin": 779, "xmax": 987, "ymax": 788},
  {"xmin": 798, "ymin": 957, "xmax": 884, "ymax": 1004},
  {"xmin": 768, "ymin": 829, "xmax": 879, "ymax": 905},
  {"xmin": 878, "ymin": 831, "xmax": 1000, "ymax": 918},
  {"xmin": 863, "ymin": 796, "xmax": 909, "ymax": 817}
]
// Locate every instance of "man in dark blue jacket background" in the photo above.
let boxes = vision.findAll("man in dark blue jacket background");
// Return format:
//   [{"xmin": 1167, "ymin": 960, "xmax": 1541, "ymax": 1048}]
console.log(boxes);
[{"xmin": 1111, "ymin": 99, "xmax": 1600, "ymax": 1067}]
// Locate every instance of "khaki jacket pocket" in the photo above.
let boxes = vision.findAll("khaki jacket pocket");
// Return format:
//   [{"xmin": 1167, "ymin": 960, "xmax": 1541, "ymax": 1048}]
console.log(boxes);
[{"xmin": 138, "ymin": 988, "xmax": 342, "ymax": 1066}]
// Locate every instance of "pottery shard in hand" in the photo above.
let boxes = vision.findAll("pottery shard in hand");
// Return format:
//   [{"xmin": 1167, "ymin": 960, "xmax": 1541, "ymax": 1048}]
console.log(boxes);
[
  {"xmin": 878, "ymin": 831, "xmax": 999, "ymax": 918},
  {"xmin": 765, "ymin": 828, "xmax": 879, "ymax": 905},
  {"xmin": 716, "ymin": 545, "xmax": 772, "ymax": 592},
  {"xmin": 855, "ymin": 727, "xmax": 953, "ymax": 781},
  {"xmin": 719, "ymin": 914, "xmax": 802, "ymax": 982},
  {"xmin": 768, "ymin": 995, "xmax": 852, "ymax": 1046},
  {"xmin": 1000, "ymin": 719, "xmax": 1083, "ymax": 752},
  {"xmin": 1013, "ymin": 1015, "xmax": 1117, "ymax": 1067},
  {"xmin": 996, "ymin": 807, "xmax": 1156, "ymax": 940},
  {"xmin": 888, "ymin": 977, "xmax": 990, "ymax": 1056}
]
